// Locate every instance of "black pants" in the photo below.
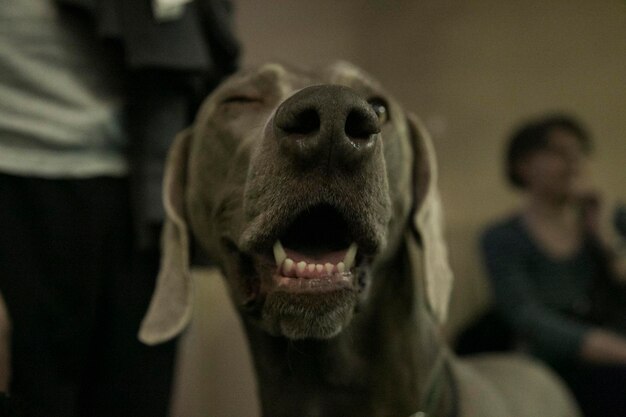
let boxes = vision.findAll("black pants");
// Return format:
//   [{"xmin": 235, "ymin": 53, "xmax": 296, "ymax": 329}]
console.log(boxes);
[{"xmin": 0, "ymin": 173, "xmax": 176, "ymax": 417}]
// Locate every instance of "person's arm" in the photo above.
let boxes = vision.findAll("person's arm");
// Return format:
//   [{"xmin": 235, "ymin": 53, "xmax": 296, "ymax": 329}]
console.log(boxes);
[
  {"xmin": 607, "ymin": 204, "xmax": 626, "ymax": 282},
  {"xmin": 580, "ymin": 329, "xmax": 626, "ymax": 364},
  {"xmin": 482, "ymin": 225, "xmax": 626, "ymax": 365},
  {"xmin": 579, "ymin": 194, "xmax": 626, "ymax": 283}
]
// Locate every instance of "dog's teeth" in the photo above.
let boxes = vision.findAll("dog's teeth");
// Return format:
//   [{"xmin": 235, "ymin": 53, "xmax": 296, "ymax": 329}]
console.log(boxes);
[
  {"xmin": 296, "ymin": 261, "xmax": 307, "ymax": 275},
  {"xmin": 325, "ymin": 263, "xmax": 334, "ymax": 274},
  {"xmin": 343, "ymin": 243, "xmax": 358, "ymax": 270},
  {"xmin": 273, "ymin": 240, "xmax": 287, "ymax": 266},
  {"xmin": 315, "ymin": 264, "xmax": 324, "ymax": 273},
  {"xmin": 336, "ymin": 262, "xmax": 346, "ymax": 273},
  {"xmin": 307, "ymin": 264, "xmax": 316, "ymax": 273},
  {"xmin": 283, "ymin": 258, "xmax": 294, "ymax": 275}
]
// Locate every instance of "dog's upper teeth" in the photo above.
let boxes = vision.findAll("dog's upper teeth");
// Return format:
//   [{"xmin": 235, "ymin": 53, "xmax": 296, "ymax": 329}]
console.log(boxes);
[
  {"xmin": 343, "ymin": 243, "xmax": 358, "ymax": 270},
  {"xmin": 273, "ymin": 240, "xmax": 287, "ymax": 266}
]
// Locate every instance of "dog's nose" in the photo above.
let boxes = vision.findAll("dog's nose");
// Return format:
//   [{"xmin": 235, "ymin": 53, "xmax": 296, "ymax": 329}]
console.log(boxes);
[{"xmin": 273, "ymin": 85, "xmax": 380, "ymax": 168}]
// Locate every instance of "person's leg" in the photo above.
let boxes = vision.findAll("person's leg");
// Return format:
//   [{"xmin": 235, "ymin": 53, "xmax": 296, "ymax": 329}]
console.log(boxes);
[
  {"xmin": 0, "ymin": 291, "xmax": 10, "ymax": 393},
  {"xmin": 73, "ymin": 178, "xmax": 177, "ymax": 417},
  {"xmin": 0, "ymin": 173, "xmax": 105, "ymax": 416},
  {"xmin": 93, "ymin": 248, "xmax": 177, "ymax": 417}
]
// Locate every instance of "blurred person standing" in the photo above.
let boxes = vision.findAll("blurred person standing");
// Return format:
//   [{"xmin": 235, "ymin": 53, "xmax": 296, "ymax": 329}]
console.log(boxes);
[
  {"xmin": 0, "ymin": 0, "xmax": 239, "ymax": 416},
  {"xmin": 481, "ymin": 114, "xmax": 626, "ymax": 417}
]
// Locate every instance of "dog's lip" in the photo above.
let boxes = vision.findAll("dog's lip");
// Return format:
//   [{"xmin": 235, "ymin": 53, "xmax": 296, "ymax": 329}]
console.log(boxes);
[
  {"xmin": 240, "ymin": 205, "xmax": 380, "ymax": 259},
  {"xmin": 272, "ymin": 272, "xmax": 355, "ymax": 293}
]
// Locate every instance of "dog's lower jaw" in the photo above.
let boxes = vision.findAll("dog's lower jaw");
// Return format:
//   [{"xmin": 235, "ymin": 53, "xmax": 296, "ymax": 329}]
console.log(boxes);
[
  {"xmin": 240, "ymin": 242, "xmax": 456, "ymax": 417},
  {"xmin": 239, "ymin": 253, "xmax": 370, "ymax": 339},
  {"xmin": 261, "ymin": 288, "xmax": 359, "ymax": 339}
]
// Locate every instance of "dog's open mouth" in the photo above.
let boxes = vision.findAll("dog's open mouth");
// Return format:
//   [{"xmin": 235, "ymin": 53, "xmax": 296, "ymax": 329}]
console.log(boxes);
[{"xmin": 269, "ymin": 204, "xmax": 362, "ymax": 293}]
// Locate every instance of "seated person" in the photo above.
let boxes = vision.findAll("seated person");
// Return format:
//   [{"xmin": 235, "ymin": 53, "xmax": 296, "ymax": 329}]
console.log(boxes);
[{"xmin": 481, "ymin": 114, "xmax": 626, "ymax": 417}]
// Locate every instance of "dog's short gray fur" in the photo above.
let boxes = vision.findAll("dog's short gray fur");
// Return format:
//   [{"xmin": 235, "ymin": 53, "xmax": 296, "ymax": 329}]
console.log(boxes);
[{"xmin": 140, "ymin": 62, "xmax": 580, "ymax": 417}]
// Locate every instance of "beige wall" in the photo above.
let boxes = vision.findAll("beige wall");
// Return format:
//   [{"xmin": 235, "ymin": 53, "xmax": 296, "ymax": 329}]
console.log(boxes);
[{"xmin": 236, "ymin": 0, "xmax": 626, "ymax": 335}]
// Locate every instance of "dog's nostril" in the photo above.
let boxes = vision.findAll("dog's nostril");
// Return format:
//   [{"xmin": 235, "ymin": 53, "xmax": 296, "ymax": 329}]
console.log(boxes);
[
  {"xmin": 277, "ymin": 108, "xmax": 321, "ymax": 135},
  {"xmin": 345, "ymin": 108, "xmax": 380, "ymax": 140}
]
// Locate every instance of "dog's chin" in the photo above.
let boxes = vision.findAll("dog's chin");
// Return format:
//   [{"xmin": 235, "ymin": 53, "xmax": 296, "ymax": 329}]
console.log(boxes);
[
  {"xmin": 247, "ymin": 257, "xmax": 369, "ymax": 340},
  {"xmin": 219, "ymin": 237, "xmax": 371, "ymax": 341},
  {"xmin": 261, "ymin": 288, "xmax": 359, "ymax": 339},
  {"xmin": 221, "ymin": 249, "xmax": 370, "ymax": 340}
]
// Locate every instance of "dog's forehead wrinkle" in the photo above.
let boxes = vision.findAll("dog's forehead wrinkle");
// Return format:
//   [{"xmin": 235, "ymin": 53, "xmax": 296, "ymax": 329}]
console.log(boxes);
[
  {"xmin": 326, "ymin": 61, "xmax": 363, "ymax": 81},
  {"xmin": 258, "ymin": 62, "xmax": 287, "ymax": 77},
  {"xmin": 213, "ymin": 65, "xmax": 295, "ymax": 107},
  {"xmin": 321, "ymin": 62, "xmax": 380, "ymax": 92},
  {"xmin": 254, "ymin": 62, "xmax": 383, "ymax": 100},
  {"xmin": 244, "ymin": 63, "xmax": 326, "ymax": 103}
]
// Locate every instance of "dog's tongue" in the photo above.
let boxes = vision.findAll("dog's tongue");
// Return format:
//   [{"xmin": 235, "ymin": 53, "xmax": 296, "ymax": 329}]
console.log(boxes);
[{"xmin": 283, "ymin": 248, "xmax": 347, "ymax": 265}]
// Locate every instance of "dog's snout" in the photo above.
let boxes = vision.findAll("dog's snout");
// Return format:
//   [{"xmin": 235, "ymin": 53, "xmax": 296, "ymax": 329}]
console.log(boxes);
[{"xmin": 273, "ymin": 85, "xmax": 380, "ymax": 168}]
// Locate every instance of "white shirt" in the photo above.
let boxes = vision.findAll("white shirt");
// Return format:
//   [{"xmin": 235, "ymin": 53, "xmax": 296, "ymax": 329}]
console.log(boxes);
[{"xmin": 0, "ymin": 0, "xmax": 128, "ymax": 178}]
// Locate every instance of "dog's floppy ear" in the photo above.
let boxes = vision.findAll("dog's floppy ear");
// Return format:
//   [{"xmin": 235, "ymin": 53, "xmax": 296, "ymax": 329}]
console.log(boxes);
[
  {"xmin": 407, "ymin": 114, "xmax": 454, "ymax": 323},
  {"xmin": 139, "ymin": 129, "xmax": 194, "ymax": 345}
]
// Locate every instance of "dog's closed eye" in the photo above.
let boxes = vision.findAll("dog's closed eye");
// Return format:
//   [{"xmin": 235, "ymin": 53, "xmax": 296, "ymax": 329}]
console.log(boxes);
[
  {"xmin": 217, "ymin": 95, "xmax": 265, "ymax": 119},
  {"xmin": 221, "ymin": 95, "xmax": 263, "ymax": 105}
]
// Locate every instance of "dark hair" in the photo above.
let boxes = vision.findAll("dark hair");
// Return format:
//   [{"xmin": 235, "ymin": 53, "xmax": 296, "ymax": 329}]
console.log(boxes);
[{"xmin": 505, "ymin": 114, "xmax": 592, "ymax": 188}]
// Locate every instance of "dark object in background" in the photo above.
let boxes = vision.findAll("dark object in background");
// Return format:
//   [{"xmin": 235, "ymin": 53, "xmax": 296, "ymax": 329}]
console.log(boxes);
[
  {"xmin": 615, "ymin": 204, "xmax": 626, "ymax": 239},
  {"xmin": 0, "ymin": 392, "xmax": 13, "ymax": 417},
  {"xmin": 454, "ymin": 309, "xmax": 516, "ymax": 356}
]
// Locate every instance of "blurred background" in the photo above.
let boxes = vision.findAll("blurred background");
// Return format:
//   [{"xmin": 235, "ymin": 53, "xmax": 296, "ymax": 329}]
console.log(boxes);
[{"xmin": 171, "ymin": 1, "xmax": 626, "ymax": 415}]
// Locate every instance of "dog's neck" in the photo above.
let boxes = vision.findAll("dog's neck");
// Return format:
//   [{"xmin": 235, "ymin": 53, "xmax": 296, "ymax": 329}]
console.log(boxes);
[{"xmin": 242, "ymin": 239, "xmax": 455, "ymax": 417}]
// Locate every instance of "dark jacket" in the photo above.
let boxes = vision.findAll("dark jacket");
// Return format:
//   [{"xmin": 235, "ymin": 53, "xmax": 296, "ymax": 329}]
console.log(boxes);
[{"xmin": 57, "ymin": 0, "xmax": 240, "ymax": 248}]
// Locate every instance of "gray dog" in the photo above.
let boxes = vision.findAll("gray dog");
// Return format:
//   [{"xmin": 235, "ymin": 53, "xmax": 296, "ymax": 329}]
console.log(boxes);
[{"xmin": 139, "ymin": 62, "xmax": 579, "ymax": 417}]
